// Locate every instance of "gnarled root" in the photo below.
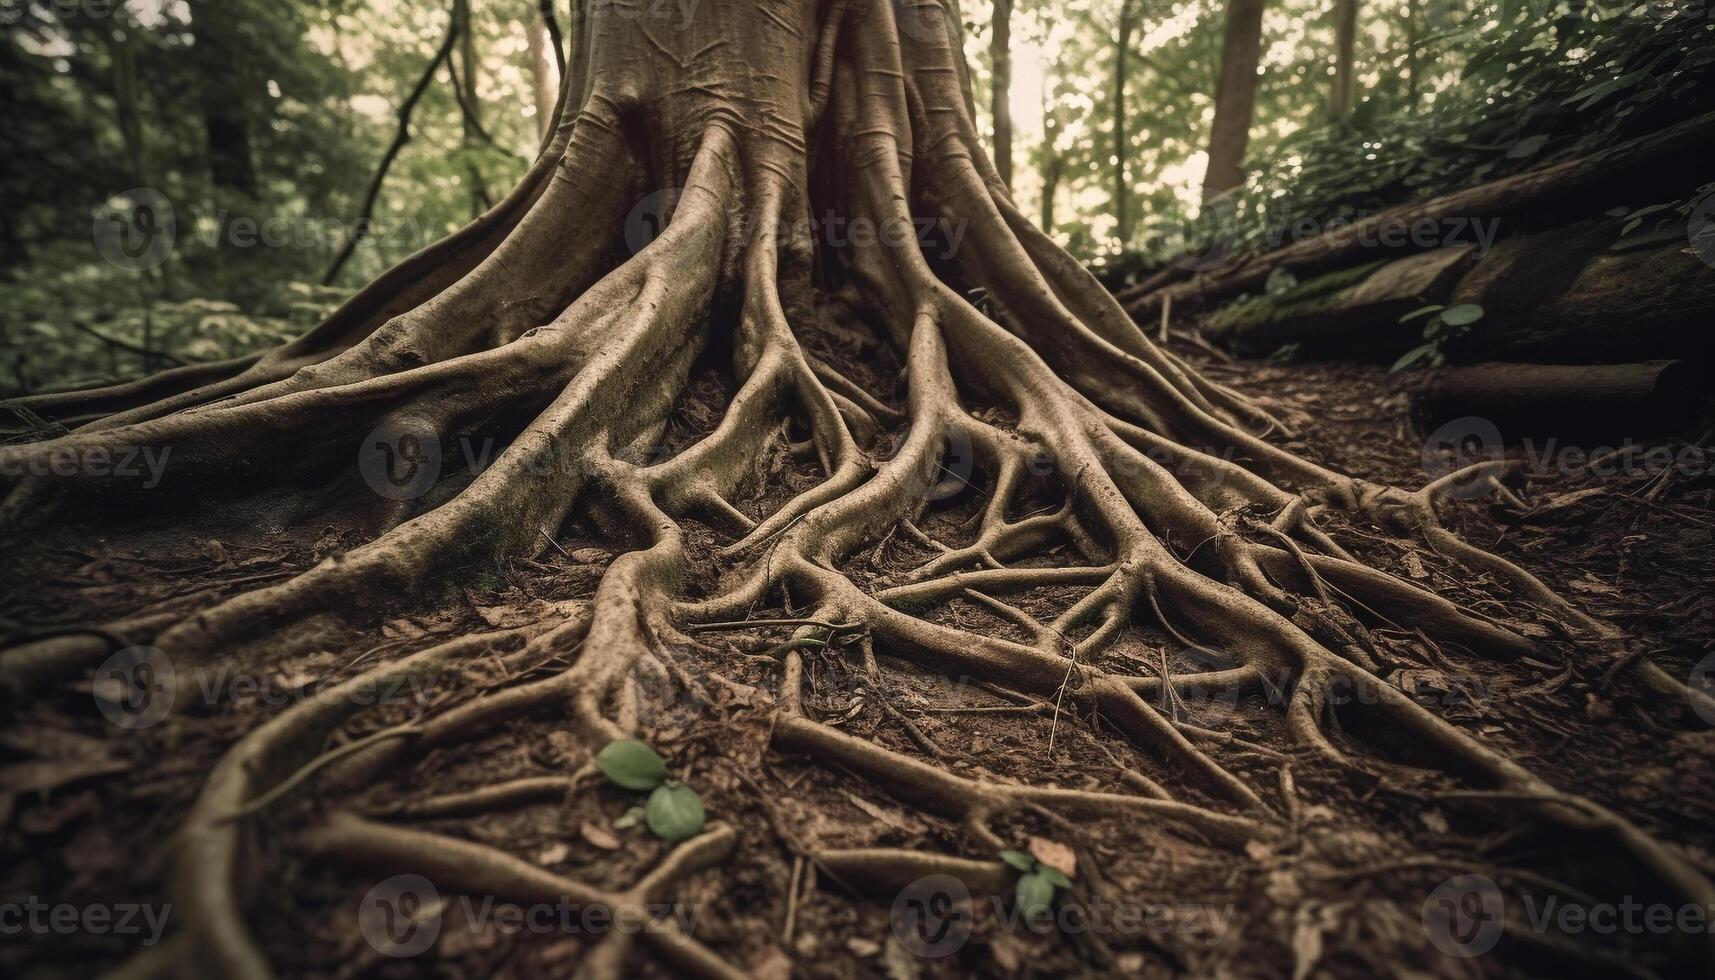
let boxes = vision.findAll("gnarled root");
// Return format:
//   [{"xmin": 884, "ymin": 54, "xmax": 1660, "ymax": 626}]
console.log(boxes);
[{"xmin": 4, "ymin": 1, "xmax": 1709, "ymax": 976}]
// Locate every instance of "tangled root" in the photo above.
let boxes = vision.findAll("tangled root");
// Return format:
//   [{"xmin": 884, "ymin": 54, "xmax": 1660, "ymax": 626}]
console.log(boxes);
[{"xmin": 3, "ymin": 1, "xmax": 1709, "ymax": 976}]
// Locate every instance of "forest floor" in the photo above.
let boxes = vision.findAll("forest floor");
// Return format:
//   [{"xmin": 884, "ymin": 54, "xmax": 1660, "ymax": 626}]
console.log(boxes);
[{"xmin": 4, "ymin": 347, "xmax": 1714, "ymax": 979}]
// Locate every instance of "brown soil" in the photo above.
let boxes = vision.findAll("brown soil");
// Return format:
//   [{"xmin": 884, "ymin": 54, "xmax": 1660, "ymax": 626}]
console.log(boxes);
[{"xmin": 5, "ymin": 347, "xmax": 1712, "ymax": 980}]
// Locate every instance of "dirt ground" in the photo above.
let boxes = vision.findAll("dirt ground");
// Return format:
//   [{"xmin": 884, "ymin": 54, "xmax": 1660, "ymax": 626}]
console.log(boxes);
[{"xmin": 3, "ymin": 347, "xmax": 1713, "ymax": 979}]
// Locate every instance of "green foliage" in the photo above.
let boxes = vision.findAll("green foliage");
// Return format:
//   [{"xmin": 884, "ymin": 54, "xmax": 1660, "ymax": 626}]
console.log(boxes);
[
  {"xmin": 595, "ymin": 739, "xmax": 707, "ymax": 841},
  {"xmin": 1178, "ymin": 6, "xmax": 1712, "ymax": 266},
  {"xmin": 955, "ymin": 0, "xmax": 1711, "ymax": 272},
  {"xmin": 997, "ymin": 847, "xmax": 1073, "ymax": 921},
  {"xmin": 2, "ymin": 0, "xmax": 543, "ymax": 393},
  {"xmin": 1390, "ymin": 301, "xmax": 1484, "ymax": 371},
  {"xmin": 644, "ymin": 783, "xmax": 707, "ymax": 842},
  {"xmin": 595, "ymin": 738, "xmax": 672, "ymax": 791},
  {"xmin": 4, "ymin": 0, "xmax": 1707, "ymax": 393}
]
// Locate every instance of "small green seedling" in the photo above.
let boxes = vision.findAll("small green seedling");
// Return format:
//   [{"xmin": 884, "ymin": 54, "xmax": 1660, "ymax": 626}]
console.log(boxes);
[
  {"xmin": 999, "ymin": 849, "xmax": 1072, "ymax": 921},
  {"xmin": 595, "ymin": 739, "xmax": 706, "ymax": 842},
  {"xmin": 1391, "ymin": 303, "xmax": 1484, "ymax": 372}
]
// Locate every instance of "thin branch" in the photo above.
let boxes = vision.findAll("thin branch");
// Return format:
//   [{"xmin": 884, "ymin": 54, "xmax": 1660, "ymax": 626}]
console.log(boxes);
[{"xmin": 322, "ymin": 15, "xmax": 461, "ymax": 284}]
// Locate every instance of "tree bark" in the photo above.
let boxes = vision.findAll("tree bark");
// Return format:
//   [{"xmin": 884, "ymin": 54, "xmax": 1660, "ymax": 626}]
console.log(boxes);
[
  {"xmin": 11, "ymin": 6, "xmax": 1714, "ymax": 979},
  {"xmin": 990, "ymin": 0, "xmax": 1013, "ymax": 190},
  {"xmin": 1203, "ymin": 0, "xmax": 1266, "ymax": 202}
]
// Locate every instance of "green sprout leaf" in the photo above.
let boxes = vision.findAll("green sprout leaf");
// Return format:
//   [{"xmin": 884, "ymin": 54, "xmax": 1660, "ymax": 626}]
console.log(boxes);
[
  {"xmin": 1014, "ymin": 870, "xmax": 1057, "ymax": 920},
  {"xmin": 645, "ymin": 783, "xmax": 706, "ymax": 841},
  {"xmin": 1390, "ymin": 343, "xmax": 1438, "ymax": 373},
  {"xmin": 1039, "ymin": 866, "xmax": 1073, "ymax": 889},
  {"xmin": 1438, "ymin": 303, "xmax": 1484, "ymax": 327},
  {"xmin": 596, "ymin": 739, "xmax": 670, "ymax": 791},
  {"xmin": 999, "ymin": 849, "xmax": 1036, "ymax": 872},
  {"xmin": 1398, "ymin": 304, "xmax": 1444, "ymax": 324}
]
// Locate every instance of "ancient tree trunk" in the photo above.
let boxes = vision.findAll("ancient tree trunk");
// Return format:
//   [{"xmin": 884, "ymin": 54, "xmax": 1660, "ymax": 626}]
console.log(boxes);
[
  {"xmin": 1203, "ymin": 0, "xmax": 1266, "ymax": 202},
  {"xmin": 990, "ymin": 0, "xmax": 1014, "ymax": 189},
  {"xmin": 6, "ymin": 3, "xmax": 1712, "ymax": 977}
]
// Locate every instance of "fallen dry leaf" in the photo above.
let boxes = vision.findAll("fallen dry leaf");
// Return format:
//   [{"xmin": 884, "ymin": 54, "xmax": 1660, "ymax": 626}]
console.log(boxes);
[
  {"xmin": 1402, "ymin": 552, "xmax": 1429, "ymax": 579},
  {"xmin": 1028, "ymin": 835, "xmax": 1076, "ymax": 879},
  {"xmin": 580, "ymin": 822, "xmax": 621, "ymax": 850}
]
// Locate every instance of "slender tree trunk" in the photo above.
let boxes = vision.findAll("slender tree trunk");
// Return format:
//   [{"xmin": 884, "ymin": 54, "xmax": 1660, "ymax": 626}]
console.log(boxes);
[
  {"xmin": 1111, "ymin": 0, "xmax": 1137, "ymax": 246},
  {"xmin": 187, "ymin": 0, "xmax": 258, "ymax": 198},
  {"xmin": 1405, "ymin": 0, "xmax": 1420, "ymax": 109},
  {"xmin": 1330, "ymin": 0, "xmax": 1358, "ymax": 117},
  {"xmin": 454, "ymin": 0, "xmax": 490, "ymax": 215},
  {"xmin": 1202, "ymin": 0, "xmax": 1266, "ymax": 202},
  {"xmin": 527, "ymin": 9, "xmax": 561, "ymax": 141},
  {"xmin": 990, "ymin": 0, "xmax": 1013, "ymax": 190},
  {"xmin": 107, "ymin": 29, "xmax": 145, "ymax": 191},
  {"xmin": 1040, "ymin": 63, "xmax": 1060, "ymax": 231}
]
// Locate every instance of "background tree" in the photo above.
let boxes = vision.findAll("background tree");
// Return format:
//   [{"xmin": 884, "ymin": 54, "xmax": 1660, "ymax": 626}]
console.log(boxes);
[
  {"xmin": 1202, "ymin": 0, "xmax": 1266, "ymax": 202},
  {"xmin": 991, "ymin": 0, "xmax": 1014, "ymax": 189},
  {"xmin": 1329, "ymin": 0, "xmax": 1358, "ymax": 116}
]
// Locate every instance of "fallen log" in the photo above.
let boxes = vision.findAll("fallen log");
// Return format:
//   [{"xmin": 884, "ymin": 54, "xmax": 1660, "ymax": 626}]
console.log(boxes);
[
  {"xmin": 1119, "ymin": 110, "xmax": 1715, "ymax": 318},
  {"xmin": 1201, "ymin": 245, "xmax": 1473, "ymax": 359},
  {"xmin": 1445, "ymin": 228, "xmax": 1715, "ymax": 365},
  {"xmin": 1413, "ymin": 360, "xmax": 1709, "ymax": 439}
]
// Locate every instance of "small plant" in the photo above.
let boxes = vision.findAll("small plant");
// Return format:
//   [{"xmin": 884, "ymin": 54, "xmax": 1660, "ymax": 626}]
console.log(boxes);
[
  {"xmin": 1391, "ymin": 303, "xmax": 1484, "ymax": 372},
  {"xmin": 999, "ymin": 848, "xmax": 1073, "ymax": 920},
  {"xmin": 595, "ymin": 739, "xmax": 706, "ymax": 842}
]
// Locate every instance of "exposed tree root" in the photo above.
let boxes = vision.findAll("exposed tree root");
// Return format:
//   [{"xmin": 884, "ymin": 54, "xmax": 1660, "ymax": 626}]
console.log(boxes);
[{"xmin": 2, "ymin": 1, "xmax": 1710, "ymax": 975}]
